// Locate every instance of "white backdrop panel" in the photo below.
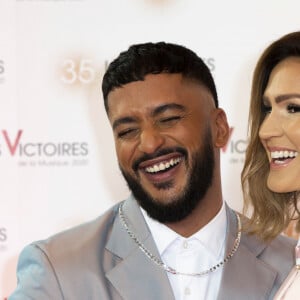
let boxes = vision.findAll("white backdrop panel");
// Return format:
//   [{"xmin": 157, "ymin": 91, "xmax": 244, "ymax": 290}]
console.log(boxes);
[{"xmin": 1, "ymin": 0, "xmax": 300, "ymax": 297}]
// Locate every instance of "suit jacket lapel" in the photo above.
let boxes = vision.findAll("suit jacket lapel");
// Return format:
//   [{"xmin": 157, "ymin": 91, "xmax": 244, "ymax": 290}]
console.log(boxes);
[
  {"xmin": 218, "ymin": 206, "xmax": 277, "ymax": 300},
  {"xmin": 105, "ymin": 196, "xmax": 175, "ymax": 300}
]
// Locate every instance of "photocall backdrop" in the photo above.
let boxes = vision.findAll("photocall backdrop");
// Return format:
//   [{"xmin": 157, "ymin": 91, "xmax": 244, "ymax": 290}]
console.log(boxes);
[{"xmin": 1, "ymin": 0, "xmax": 299, "ymax": 297}]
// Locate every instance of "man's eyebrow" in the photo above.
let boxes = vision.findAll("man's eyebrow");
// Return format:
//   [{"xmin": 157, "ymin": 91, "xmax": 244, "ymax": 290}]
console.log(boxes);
[
  {"xmin": 151, "ymin": 103, "xmax": 186, "ymax": 117},
  {"xmin": 112, "ymin": 117, "xmax": 136, "ymax": 130},
  {"xmin": 263, "ymin": 93, "xmax": 300, "ymax": 104}
]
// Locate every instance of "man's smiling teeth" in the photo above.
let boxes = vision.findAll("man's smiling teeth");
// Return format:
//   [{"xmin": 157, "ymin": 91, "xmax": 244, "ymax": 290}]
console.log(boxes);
[
  {"xmin": 270, "ymin": 150, "xmax": 298, "ymax": 159},
  {"xmin": 145, "ymin": 157, "xmax": 182, "ymax": 173}
]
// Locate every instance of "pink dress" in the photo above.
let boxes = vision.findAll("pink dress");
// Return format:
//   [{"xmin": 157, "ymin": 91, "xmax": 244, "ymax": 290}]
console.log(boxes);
[{"xmin": 274, "ymin": 241, "xmax": 300, "ymax": 299}]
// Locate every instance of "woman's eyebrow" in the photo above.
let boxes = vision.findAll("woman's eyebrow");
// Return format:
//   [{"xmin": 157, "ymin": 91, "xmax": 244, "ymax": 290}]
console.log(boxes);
[{"xmin": 275, "ymin": 93, "xmax": 300, "ymax": 103}]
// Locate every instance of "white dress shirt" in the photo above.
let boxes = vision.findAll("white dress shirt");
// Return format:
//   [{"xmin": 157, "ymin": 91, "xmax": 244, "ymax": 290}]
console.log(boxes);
[{"xmin": 141, "ymin": 202, "xmax": 227, "ymax": 300}]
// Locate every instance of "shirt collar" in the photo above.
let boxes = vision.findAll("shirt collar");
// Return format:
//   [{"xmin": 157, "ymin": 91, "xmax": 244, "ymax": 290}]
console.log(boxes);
[{"xmin": 141, "ymin": 201, "xmax": 227, "ymax": 259}]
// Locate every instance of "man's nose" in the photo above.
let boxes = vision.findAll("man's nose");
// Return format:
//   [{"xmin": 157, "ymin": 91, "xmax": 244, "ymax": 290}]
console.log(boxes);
[{"xmin": 138, "ymin": 127, "xmax": 165, "ymax": 154}]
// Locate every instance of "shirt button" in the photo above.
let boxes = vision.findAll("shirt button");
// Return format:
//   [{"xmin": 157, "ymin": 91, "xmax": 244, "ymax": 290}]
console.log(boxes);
[
  {"xmin": 183, "ymin": 240, "xmax": 188, "ymax": 249},
  {"xmin": 184, "ymin": 287, "xmax": 191, "ymax": 295}
]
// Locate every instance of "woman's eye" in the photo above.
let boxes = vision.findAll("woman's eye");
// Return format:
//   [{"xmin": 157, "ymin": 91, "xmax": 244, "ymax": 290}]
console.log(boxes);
[
  {"xmin": 287, "ymin": 104, "xmax": 300, "ymax": 113},
  {"xmin": 262, "ymin": 104, "xmax": 272, "ymax": 115}
]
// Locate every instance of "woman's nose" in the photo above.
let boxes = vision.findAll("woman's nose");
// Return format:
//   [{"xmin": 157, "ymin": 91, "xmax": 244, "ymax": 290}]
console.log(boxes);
[{"xmin": 259, "ymin": 112, "xmax": 283, "ymax": 140}]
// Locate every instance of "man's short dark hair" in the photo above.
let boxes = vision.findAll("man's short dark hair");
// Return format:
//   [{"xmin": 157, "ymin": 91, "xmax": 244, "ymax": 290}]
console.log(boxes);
[{"xmin": 102, "ymin": 42, "xmax": 218, "ymax": 112}]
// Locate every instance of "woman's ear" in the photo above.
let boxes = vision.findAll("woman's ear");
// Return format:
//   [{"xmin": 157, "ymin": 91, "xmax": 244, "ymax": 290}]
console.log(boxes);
[{"xmin": 212, "ymin": 108, "xmax": 230, "ymax": 148}]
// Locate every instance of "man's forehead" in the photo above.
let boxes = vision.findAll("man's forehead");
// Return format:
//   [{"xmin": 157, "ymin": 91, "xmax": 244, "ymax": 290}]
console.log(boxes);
[{"xmin": 106, "ymin": 74, "xmax": 216, "ymax": 126}]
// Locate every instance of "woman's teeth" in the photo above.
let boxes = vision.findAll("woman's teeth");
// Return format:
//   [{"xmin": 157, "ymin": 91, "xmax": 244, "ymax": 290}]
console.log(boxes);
[{"xmin": 270, "ymin": 150, "xmax": 298, "ymax": 159}]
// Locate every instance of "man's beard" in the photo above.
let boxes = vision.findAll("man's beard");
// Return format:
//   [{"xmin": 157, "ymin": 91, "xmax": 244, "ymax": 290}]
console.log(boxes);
[{"xmin": 120, "ymin": 127, "xmax": 215, "ymax": 223}]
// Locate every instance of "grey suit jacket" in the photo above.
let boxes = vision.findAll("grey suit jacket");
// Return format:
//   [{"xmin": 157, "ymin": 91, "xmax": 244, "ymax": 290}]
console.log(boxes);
[{"xmin": 9, "ymin": 196, "xmax": 296, "ymax": 300}]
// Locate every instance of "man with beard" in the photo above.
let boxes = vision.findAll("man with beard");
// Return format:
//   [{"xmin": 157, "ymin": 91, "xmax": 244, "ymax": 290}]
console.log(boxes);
[{"xmin": 10, "ymin": 42, "xmax": 295, "ymax": 300}]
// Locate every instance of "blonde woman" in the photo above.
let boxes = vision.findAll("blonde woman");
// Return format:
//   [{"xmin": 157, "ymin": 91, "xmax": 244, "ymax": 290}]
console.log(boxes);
[{"xmin": 242, "ymin": 31, "xmax": 300, "ymax": 299}]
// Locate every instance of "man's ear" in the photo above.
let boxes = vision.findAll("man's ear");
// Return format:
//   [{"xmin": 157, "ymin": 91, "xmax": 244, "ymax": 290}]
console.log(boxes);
[{"xmin": 212, "ymin": 108, "xmax": 230, "ymax": 148}]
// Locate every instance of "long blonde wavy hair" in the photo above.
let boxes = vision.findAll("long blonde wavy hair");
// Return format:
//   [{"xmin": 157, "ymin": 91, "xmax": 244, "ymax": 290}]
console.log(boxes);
[{"xmin": 242, "ymin": 32, "xmax": 300, "ymax": 241}]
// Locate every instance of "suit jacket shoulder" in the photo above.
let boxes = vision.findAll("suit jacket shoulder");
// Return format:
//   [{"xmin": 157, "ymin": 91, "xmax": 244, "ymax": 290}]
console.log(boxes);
[
  {"xmin": 10, "ymin": 203, "xmax": 122, "ymax": 300},
  {"xmin": 218, "ymin": 206, "xmax": 296, "ymax": 300}
]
